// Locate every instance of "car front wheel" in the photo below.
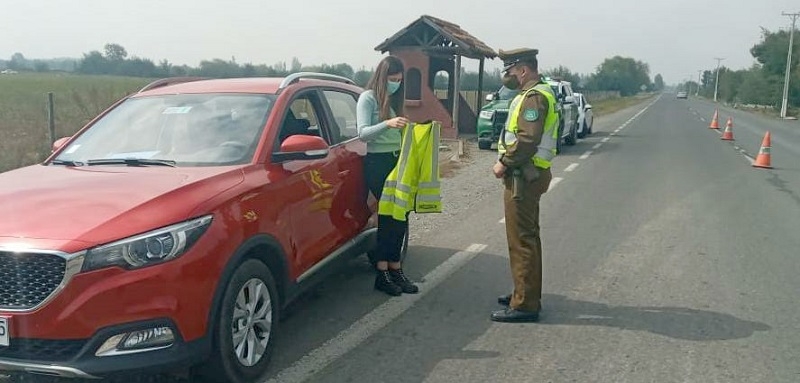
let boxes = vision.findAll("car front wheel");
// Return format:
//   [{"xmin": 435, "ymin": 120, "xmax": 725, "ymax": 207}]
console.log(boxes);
[{"xmin": 200, "ymin": 259, "xmax": 279, "ymax": 383}]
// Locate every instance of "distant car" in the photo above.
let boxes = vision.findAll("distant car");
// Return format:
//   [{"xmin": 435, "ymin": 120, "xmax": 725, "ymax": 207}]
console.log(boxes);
[
  {"xmin": 545, "ymin": 78, "xmax": 580, "ymax": 153},
  {"xmin": 676, "ymin": 91, "xmax": 688, "ymax": 99},
  {"xmin": 575, "ymin": 92, "xmax": 593, "ymax": 138}
]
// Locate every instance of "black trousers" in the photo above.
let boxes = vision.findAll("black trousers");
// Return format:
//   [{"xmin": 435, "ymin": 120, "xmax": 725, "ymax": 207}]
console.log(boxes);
[{"xmin": 364, "ymin": 152, "xmax": 408, "ymax": 263}]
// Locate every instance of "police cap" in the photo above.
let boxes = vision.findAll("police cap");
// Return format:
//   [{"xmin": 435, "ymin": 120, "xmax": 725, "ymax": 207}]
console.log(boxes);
[{"xmin": 498, "ymin": 48, "xmax": 539, "ymax": 71}]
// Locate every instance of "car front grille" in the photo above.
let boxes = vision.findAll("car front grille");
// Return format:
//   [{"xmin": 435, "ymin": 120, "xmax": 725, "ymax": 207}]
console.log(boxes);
[
  {"xmin": 492, "ymin": 111, "xmax": 508, "ymax": 135},
  {"xmin": 0, "ymin": 338, "xmax": 87, "ymax": 361},
  {"xmin": 0, "ymin": 251, "xmax": 66, "ymax": 310}
]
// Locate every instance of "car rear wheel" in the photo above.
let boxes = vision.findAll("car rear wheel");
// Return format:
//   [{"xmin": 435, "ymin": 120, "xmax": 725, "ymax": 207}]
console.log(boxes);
[
  {"xmin": 577, "ymin": 121, "xmax": 587, "ymax": 139},
  {"xmin": 200, "ymin": 259, "xmax": 279, "ymax": 383},
  {"xmin": 556, "ymin": 122, "xmax": 564, "ymax": 154},
  {"xmin": 565, "ymin": 122, "xmax": 577, "ymax": 146}
]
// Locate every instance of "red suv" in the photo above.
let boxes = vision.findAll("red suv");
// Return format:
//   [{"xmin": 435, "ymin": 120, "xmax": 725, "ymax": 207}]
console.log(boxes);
[{"xmin": 0, "ymin": 73, "xmax": 377, "ymax": 382}]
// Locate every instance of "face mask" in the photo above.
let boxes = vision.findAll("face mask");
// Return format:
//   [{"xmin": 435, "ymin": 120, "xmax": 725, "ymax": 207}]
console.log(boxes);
[
  {"xmin": 387, "ymin": 81, "xmax": 401, "ymax": 94},
  {"xmin": 501, "ymin": 73, "xmax": 521, "ymax": 90}
]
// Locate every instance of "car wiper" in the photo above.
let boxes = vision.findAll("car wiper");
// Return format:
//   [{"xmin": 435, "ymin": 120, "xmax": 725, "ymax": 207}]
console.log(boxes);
[
  {"xmin": 50, "ymin": 159, "xmax": 85, "ymax": 167},
  {"xmin": 86, "ymin": 158, "xmax": 177, "ymax": 167}
]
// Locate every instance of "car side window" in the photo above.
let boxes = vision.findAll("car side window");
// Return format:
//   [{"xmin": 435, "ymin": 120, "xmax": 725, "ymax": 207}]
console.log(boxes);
[
  {"xmin": 322, "ymin": 90, "xmax": 359, "ymax": 144},
  {"xmin": 277, "ymin": 92, "xmax": 325, "ymax": 146}
]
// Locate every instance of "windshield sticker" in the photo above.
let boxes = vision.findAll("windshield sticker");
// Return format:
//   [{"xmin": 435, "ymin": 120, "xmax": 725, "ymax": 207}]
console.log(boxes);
[{"xmin": 163, "ymin": 106, "xmax": 193, "ymax": 114}]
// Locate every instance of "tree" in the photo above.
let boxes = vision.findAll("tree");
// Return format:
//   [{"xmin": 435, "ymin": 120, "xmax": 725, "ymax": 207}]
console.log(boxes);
[
  {"xmin": 654, "ymin": 74, "xmax": 665, "ymax": 90},
  {"xmin": 8, "ymin": 52, "xmax": 28, "ymax": 71},
  {"xmin": 290, "ymin": 57, "xmax": 302, "ymax": 73},
  {"xmin": 77, "ymin": 51, "xmax": 110, "ymax": 74},
  {"xmin": 588, "ymin": 56, "xmax": 651, "ymax": 96},
  {"xmin": 104, "ymin": 43, "xmax": 128, "ymax": 61},
  {"xmin": 543, "ymin": 65, "xmax": 581, "ymax": 87}
]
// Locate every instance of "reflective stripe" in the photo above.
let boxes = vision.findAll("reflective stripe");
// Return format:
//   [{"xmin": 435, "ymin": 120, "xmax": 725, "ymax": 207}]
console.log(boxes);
[
  {"xmin": 497, "ymin": 82, "xmax": 558, "ymax": 169},
  {"xmin": 378, "ymin": 121, "xmax": 442, "ymax": 221}
]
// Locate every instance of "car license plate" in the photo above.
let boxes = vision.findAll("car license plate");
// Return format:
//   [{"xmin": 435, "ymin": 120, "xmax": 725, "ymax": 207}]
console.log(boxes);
[{"xmin": 0, "ymin": 317, "xmax": 9, "ymax": 346}]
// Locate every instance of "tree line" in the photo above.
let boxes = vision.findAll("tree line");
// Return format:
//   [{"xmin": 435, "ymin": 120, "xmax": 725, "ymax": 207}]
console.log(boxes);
[
  {"xmin": 1, "ymin": 43, "xmax": 662, "ymax": 95},
  {"xmin": 679, "ymin": 28, "xmax": 799, "ymax": 109}
]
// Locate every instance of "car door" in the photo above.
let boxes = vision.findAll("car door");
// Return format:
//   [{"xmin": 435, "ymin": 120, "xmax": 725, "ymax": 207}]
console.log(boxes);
[
  {"xmin": 271, "ymin": 90, "xmax": 345, "ymax": 272},
  {"xmin": 319, "ymin": 89, "xmax": 371, "ymax": 240}
]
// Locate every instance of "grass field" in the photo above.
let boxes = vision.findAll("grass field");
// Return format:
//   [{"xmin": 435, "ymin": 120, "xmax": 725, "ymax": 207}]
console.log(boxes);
[
  {"xmin": 0, "ymin": 73, "xmax": 152, "ymax": 172},
  {"xmin": 590, "ymin": 92, "xmax": 657, "ymax": 116}
]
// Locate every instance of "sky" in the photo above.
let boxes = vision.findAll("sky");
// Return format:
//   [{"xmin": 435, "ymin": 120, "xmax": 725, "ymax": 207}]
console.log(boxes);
[{"xmin": 1, "ymin": 0, "xmax": 798, "ymax": 85}]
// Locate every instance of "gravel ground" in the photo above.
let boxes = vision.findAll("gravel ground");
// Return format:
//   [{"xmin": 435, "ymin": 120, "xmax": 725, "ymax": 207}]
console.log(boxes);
[{"xmin": 0, "ymin": 138, "xmax": 499, "ymax": 383}]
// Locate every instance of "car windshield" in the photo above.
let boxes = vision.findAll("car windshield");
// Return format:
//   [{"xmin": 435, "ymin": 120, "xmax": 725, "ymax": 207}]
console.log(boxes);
[
  {"xmin": 53, "ymin": 93, "xmax": 275, "ymax": 167},
  {"xmin": 497, "ymin": 86, "xmax": 519, "ymax": 100}
]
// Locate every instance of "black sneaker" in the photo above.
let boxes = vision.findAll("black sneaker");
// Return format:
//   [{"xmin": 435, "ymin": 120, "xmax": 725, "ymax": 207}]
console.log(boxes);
[
  {"xmin": 389, "ymin": 268, "xmax": 419, "ymax": 294},
  {"xmin": 375, "ymin": 270, "xmax": 402, "ymax": 296}
]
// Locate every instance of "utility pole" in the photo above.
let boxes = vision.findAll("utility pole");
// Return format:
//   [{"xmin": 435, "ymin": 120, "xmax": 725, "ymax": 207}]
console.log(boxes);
[
  {"xmin": 697, "ymin": 70, "xmax": 703, "ymax": 96},
  {"xmin": 713, "ymin": 58, "xmax": 724, "ymax": 103},
  {"xmin": 780, "ymin": 12, "xmax": 799, "ymax": 119}
]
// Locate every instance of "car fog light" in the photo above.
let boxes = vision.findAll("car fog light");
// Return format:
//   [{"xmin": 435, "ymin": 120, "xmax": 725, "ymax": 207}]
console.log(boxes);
[{"xmin": 96, "ymin": 327, "xmax": 174, "ymax": 356}]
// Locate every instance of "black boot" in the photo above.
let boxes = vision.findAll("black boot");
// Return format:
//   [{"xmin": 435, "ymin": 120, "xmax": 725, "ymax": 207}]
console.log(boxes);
[
  {"xmin": 375, "ymin": 270, "xmax": 402, "ymax": 296},
  {"xmin": 389, "ymin": 268, "xmax": 419, "ymax": 294}
]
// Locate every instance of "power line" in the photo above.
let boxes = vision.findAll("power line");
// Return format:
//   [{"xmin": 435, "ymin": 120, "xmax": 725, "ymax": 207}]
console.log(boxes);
[{"xmin": 780, "ymin": 11, "xmax": 799, "ymax": 119}]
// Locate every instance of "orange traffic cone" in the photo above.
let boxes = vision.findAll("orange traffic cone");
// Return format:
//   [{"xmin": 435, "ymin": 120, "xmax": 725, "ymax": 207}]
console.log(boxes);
[
  {"xmin": 752, "ymin": 131, "xmax": 772, "ymax": 169},
  {"xmin": 720, "ymin": 117, "xmax": 734, "ymax": 140},
  {"xmin": 709, "ymin": 109, "xmax": 720, "ymax": 129}
]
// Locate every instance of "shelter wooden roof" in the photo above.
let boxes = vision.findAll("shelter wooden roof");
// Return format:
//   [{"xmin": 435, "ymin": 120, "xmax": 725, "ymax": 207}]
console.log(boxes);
[{"xmin": 375, "ymin": 15, "xmax": 497, "ymax": 60}]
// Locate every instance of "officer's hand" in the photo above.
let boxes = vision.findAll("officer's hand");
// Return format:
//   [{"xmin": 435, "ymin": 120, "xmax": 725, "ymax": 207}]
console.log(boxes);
[
  {"xmin": 493, "ymin": 161, "xmax": 506, "ymax": 178},
  {"xmin": 386, "ymin": 117, "xmax": 409, "ymax": 129}
]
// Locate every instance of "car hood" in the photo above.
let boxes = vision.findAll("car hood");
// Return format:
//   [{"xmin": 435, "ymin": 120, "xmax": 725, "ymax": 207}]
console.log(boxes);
[
  {"xmin": 0, "ymin": 164, "xmax": 244, "ymax": 251},
  {"xmin": 480, "ymin": 100, "xmax": 512, "ymax": 113}
]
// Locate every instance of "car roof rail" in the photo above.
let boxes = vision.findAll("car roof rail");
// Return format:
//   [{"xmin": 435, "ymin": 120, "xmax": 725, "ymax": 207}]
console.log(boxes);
[
  {"xmin": 137, "ymin": 77, "xmax": 208, "ymax": 93},
  {"xmin": 278, "ymin": 72, "xmax": 356, "ymax": 90}
]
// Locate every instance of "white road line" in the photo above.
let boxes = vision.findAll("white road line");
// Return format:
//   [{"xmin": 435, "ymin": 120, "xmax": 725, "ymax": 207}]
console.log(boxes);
[
  {"xmin": 549, "ymin": 177, "xmax": 563, "ymax": 190},
  {"xmin": 266, "ymin": 243, "xmax": 489, "ymax": 383},
  {"xmin": 601, "ymin": 137, "xmax": 610, "ymax": 143},
  {"xmin": 579, "ymin": 151, "xmax": 593, "ymax": 160},
  {"xmin": 592, "ymin": 143, "xmax": 602, "ymax": 150},
  {"xmin": 564, "ymin": 163, "xmax": 580, "ymax": 172}
]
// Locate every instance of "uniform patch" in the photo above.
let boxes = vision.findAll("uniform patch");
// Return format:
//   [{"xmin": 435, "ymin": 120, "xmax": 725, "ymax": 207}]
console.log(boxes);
[{"xmin": 523, "ymin": 109, "xmax": 539, "ymax": 122}]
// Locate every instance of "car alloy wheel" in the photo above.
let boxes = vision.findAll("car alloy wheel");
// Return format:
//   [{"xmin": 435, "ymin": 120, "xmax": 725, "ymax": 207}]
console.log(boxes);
[
  {"xmin": 199, "ymin": 259, "xmax": 278, "ymax": 383},
  {"xmin": 232, "ymin": 278, "xmax": 273, "ymax": 367}
]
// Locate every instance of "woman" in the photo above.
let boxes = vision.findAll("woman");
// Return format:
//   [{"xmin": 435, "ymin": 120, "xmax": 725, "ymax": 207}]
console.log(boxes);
[{"xmin": 356, "ymin": 55, "xmax": 419, "ymax": 296}]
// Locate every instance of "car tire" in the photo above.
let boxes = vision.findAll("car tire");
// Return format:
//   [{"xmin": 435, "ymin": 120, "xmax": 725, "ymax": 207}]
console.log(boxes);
[
  {"xmin": 577, "ymin": 121, "xmax": 587, "ymax": 139},
  {"xmin": 556, "ymin": 122, "xmax": 564, "ymax": 154},
  {"xmin": 478, "ymin": 140, "xmax": 492, "ymax": 150},
  {"xmin": 565, "ymin": 121, "xmax": 577, "ymax": 146},
  {"xmin": 587, "ymin": 120, "xmax": 592, "ymax": 135},
  {"xmin": 200, "ymin": 259, "xmax": 279, "ymax": 383}
]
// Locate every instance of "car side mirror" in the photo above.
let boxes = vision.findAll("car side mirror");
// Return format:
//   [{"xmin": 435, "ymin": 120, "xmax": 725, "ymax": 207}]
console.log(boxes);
[
  {"xmin": 52, "ymin": 136, "xmax": 72, "ymax": 153},
  {"xmin": 563, "ymin": 96, "xmax": 575, "ymax": 105},
  {"xmin": 272, "ymin": 135, "xmax": 329, "ymax": 162},
  {"xmin": 585, "ymin": 104, "xmax": 592, "ymax": 110}
]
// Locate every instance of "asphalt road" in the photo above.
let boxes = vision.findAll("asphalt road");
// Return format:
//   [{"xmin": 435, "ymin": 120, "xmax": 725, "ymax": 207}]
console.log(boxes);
[{"xmin": 6, "ymin": 93, "xmax": 800, "ymax": 382}]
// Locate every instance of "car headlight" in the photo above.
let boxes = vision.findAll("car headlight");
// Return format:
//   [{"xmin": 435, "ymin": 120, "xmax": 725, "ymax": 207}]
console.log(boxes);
[
  {"xmin": 82, "ymin": 215, "xmax": 213, "ymax": 271},
  {"xmin": 479, "ymin": 110, "xmax": 494, "ymax": 120}
]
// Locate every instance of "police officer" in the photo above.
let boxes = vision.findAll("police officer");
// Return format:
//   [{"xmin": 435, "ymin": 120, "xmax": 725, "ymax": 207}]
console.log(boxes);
[{"xmin": 491, "ymin": 48, "xmax": 559, "ymax": 323}]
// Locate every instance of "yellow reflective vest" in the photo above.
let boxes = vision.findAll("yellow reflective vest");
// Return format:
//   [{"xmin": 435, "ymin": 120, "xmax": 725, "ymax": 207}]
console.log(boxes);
[
  {"xmin": 379, "ymin": 121, "xmax": 442, "ymax": 221},
  {"xmin": 497, "ymin": 83, "xmax": 559, "ymax": 169}
]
